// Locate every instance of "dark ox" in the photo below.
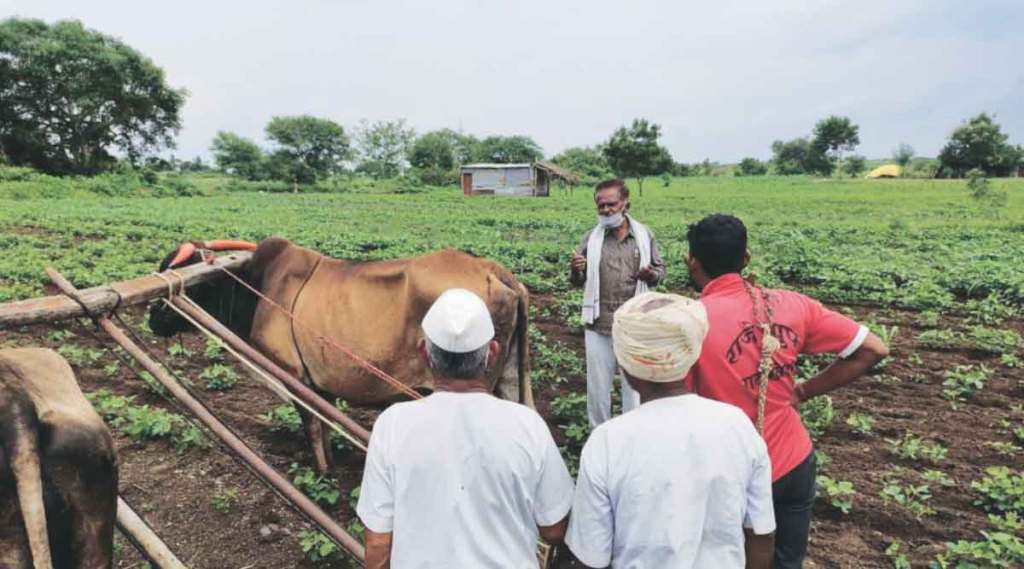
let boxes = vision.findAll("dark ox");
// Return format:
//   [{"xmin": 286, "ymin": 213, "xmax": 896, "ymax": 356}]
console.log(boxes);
[
  {"xmin": 0, "ymin": 348, "xmax": 118, "ymax": 569},
  {"xmin": 148, "ymin": 237, "xmax": 532, "ymax": 473}
]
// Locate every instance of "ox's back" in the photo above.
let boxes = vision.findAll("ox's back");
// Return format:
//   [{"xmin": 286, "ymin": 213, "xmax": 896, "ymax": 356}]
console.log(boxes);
[{"xmin": 246, "ymin": 240, "xmax": 527, "ymax": 405}]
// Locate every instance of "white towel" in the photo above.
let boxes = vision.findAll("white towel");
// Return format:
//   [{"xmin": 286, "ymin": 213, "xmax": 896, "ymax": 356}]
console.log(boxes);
[{"xmin": 581, "ymin": 215, "xmax": 652, "ymax": 325}]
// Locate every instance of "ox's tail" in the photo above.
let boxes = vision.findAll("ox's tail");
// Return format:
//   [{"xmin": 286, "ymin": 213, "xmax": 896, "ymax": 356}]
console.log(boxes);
[
  {"xmin": 0, "ymin": 379, "xmax": 53, "ymax": 569},
  {"xmin": 515, "ymin": 283, "xmax": 534, "ymax": 408}
]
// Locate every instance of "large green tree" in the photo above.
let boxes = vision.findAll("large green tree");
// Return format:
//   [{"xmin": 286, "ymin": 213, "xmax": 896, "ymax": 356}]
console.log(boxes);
[
  {"xmin": 602, "ymin": 119, "xmax": 674, "ymax": 196},
  {"xmin": 550, "ymin": 146, "xmax": 611, "ymax": 185},
  {"xmin": 937, "ymin": 113, "xmax": 1023, "ymax": 178},
  {"xmin": 474, "ymin": 135, "xmax": 543, "ymax": 163},
  {"xmin": 264, "ymin": 115, "xmax": 350, "ymax": 183},
  {"xmin": 210, "ymin": 131, "xmax": 264, "ymax": 180},
  {"xmin": 0, "ymin": 18, "xmax": 186, "ymax": 175},
  {"xmin": 355, "ymin": 118, "xmax": 416, "ymax": 179},
  {"xmin": 408, "ymin": 129, "xmax": 479, "ymax": 185},
  {"xmin": 810, "ymin": 115, "xmax": 860, "ymax": 176},
  {"xmin": 892, "ymin": 143, "xmax": 915, "ymax": 168},
  {"xmin": 736, "ymin": 157, "xmax": 768, "ymax": 176}
]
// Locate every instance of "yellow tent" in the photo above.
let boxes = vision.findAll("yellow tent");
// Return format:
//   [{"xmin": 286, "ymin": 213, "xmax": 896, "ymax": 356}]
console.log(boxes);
[{"xmin": 866, "ymin": 164, "xmax": 901, "ymax": 178}]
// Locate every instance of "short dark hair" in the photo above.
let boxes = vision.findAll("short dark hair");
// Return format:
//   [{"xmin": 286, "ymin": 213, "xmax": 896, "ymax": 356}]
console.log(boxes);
[
  {"xmin": 686, "ymin": 214, "xmax": 747, "ymax": 278},
  {"xmin": 425, "ymin": 339, "xmax": 489, "ymax": 380},
  {"xmin": 594, "ymin": 178, "xmax": 629, "ymax": 200}
]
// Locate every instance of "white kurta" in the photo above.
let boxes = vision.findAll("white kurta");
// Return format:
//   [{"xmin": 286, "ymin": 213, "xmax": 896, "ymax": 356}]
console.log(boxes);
[
  {"xmin": 566, "ymin": 394, "xmax": 776, "ymax": 569},
  {"xmin": 356, "ymin": 392, "xmax": 573, "ymax": 568}
]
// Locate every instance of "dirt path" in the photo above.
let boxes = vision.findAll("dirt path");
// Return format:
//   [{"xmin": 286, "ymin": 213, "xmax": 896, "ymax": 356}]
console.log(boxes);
[{"xmin": 1, "ymin": 298, "xmax": 1021, "ymax": 568}]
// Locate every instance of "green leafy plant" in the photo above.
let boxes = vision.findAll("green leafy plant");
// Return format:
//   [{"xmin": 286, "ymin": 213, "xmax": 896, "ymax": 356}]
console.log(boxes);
[
  {"xmin": 942, "ymin": 364, "xmax": 992, "ymax": 403},
  {"xmin": 921, "ymin": 469, "xmax": 955, "ymax": 487},
  {"xmin": 885, "ymin": 541, "xmax": 911, "ymax": 569},
  {"xmin": 917, "ymin": 328, "xmax": 960, "ymax": 350},
  {"xmin": 881, "ymin": 480, "xmax": 935, "ymax": 519},
  {"xmin": 262, "ymin": 404, "xmax": 303, "ymax": 434},
  {"xmin": 121, "ymin": 405, "xmax": 180, "ymax": 441},
  {"xmin": 967, "ymin": 326, "xmax": 1022, "ymax": 355},
  {"xmin": 168, "ymin": 342, "xmax": 194, "ymax": 358},
  {"xmin": 210, "ymin": 487, "xmax": 240, "ymax": 513},
  {"xmin": 972, "ymin": 467, "xmax": 1024, "ymax": 516},
  {"xmin": 203, "ymin": 336, "xmax": 224, "ymax": 360},
  {"xmin": 846, "ymin": 412, "xmax": 876, "ymax": 435},
  {"xmin": 173, "ymin": 424, "xmax": 210, "ymax": 455},
  {"xmin": 816, "ymin": 476, "xmax": 855, "ymax": 514},
  {"xmin": 887, "ymin": 433, "xmax": 948, "ymax": 464},
  {"xmin": 200, "ymin": 363, "xmax": 238, "ymax": 391},
  {"xmin": 299, "ymin": 530, "xmax": 338, "ymax": 562},
  {"xmin": 289, "ymin": 464, "xmax": 340, "ymax": 506},
  {"xmin": 800, "ymin": 394, "xmax": 834, "ymax": 439},
  {"xmin": 931, "ymin": 531, "xmax": 1024, "ymax": 568},
  {"xmin": 986, "ymin": 441, "xmax": 1021, "ymax": 457}
]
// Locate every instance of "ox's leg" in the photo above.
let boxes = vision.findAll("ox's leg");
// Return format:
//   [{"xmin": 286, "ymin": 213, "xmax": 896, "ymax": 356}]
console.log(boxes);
[
  {"xmin": 44, "ymin": 424, "xmax": 118, "ymax": 569},
  {"xmin": 295, "ymin": 402, "xmax": 333, "ymax": 476},
  {"xmin": 495, "ymin": 337, "xmax": 521, "ymax": 403}
]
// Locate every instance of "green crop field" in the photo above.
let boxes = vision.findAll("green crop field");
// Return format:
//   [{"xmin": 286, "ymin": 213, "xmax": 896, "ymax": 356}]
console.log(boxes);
[
  {"xmin": 2, "ymin": 175, "xmax": 1023, "ymax": 567},
  {"xmin": 2, "ymin": 175, "xmax": 1022, "ymax": 308}
]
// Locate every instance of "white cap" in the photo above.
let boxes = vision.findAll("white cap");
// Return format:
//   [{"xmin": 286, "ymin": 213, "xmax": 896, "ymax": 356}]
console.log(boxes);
[
  {"xmin": 422, "ymin": 288, "xmax": 495, "ymax": 353},
  {"xmin": 612, "ymin": 292, "xmax": 709, "ymax": 383}
]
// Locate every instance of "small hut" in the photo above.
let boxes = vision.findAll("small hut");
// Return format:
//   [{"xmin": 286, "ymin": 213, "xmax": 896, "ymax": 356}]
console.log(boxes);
[{"xmin": 460, "ymin": 161, "xmax": 579, "ymax": 197}]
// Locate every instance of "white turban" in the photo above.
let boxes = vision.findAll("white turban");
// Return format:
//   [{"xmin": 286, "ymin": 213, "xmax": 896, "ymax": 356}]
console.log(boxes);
[{"xmin": 612, "ymin": 292, "xmax": 709, "ymax": 383}]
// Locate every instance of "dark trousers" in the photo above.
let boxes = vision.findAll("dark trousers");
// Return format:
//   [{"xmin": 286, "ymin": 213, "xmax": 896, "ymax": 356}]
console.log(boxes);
[{"xmin": 771, "ymin": 451, "xmax": 817, "ymax": 569}]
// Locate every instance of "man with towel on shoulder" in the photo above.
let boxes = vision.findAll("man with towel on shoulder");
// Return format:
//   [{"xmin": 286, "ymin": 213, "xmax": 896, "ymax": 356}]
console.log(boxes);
[
  {"xmin": 570, "ymin": 178, "xmax": 665, "ymax": 428},
  {"xmin": 566, "ymin": 292, "xmax": 776, "ymax": 569}
]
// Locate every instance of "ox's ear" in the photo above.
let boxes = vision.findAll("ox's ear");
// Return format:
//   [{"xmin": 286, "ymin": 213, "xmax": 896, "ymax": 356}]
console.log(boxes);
[
  {"xmin": 418, "ymin": 339, "xmax": 430, "ymax": 367},
  {"xmin": 487, "ymin": 340, "xmax": 501, "ymax": 369}
]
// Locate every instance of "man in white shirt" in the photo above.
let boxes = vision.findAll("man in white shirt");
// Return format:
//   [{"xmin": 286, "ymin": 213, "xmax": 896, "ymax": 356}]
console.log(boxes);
[
  {"xmin": 566, "ymin": 292, "xmax": 776, "ymax": 569},
  {"xmin": 356, "ymin": 288, "xmax": 574, "ymax": 569}
]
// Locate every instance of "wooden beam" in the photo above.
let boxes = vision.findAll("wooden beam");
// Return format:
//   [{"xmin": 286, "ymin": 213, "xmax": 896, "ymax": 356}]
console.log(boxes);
[
  {"xmin": 0, "ymin": 252, "xmax": 252, "ymax": 329},
  {"xmin": 47, "ymin": 268, "xmax": 366, "ymax": 564},
  {"xmin": 116, "ymin": 497, "xmax": 190, "ymax": 569}
]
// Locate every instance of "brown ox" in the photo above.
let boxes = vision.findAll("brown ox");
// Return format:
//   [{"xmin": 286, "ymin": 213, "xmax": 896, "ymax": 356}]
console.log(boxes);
[
  {"xmin": 0, "ymin": 348, "xmax": 118, "ymax": 569},
  {"xmin": 148, "ymin": 237, "xmax": 532, "ymax": 473}
]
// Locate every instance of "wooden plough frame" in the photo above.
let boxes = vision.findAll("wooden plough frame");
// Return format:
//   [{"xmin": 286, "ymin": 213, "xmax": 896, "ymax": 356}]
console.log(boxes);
[
  {"xmin": 0, "ymin": 255, "xmax": 368, "ymax": 567},
  {"xmin": 0, "ymin": 256, "xmax": 560, "ymax": 569}
]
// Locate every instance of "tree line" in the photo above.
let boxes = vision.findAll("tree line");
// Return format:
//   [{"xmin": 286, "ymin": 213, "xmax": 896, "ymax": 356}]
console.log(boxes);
[{"xmin": 2, "ymin": 18, "xmax": 1022, "ymax": 191}]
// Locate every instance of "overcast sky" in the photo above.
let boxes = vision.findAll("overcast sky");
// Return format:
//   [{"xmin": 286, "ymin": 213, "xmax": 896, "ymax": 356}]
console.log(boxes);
[{"xmin": 4, "ymin": 0, "xmax": 1022, "ymax": 162}]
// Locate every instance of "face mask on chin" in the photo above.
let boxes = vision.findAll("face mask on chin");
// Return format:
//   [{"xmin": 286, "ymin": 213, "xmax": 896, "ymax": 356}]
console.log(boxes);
[{"xmin": 598, "ymin": 212, "xmax": 625, "ymax": 229}]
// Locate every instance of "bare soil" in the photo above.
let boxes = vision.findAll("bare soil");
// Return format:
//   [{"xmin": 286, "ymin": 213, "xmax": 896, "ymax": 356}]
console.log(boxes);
[{"xmin": 1, "ymin": 298, "xmax": 1021, "ymax": 569}]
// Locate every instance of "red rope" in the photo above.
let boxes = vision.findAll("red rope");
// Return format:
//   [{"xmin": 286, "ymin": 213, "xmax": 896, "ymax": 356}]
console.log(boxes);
[{"xmin": 213, "ymin": 263, "xmax": 423, "ymax": 400}]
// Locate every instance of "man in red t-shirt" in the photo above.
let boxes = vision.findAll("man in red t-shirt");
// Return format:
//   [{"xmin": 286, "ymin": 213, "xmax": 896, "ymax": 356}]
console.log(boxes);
[{"xmin": 684, "ymin": 214, "xmax": 888, "ymax": 569}]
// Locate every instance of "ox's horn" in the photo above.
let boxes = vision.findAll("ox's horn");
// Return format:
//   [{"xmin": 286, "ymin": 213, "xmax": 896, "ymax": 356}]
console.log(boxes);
[
  {"xmin": 167, "ymin": 242, "xmax": 198, "ymax": 268},
  {"xmin": 204, "ymin": 240, "xmax": 258, "ymax": 252}
]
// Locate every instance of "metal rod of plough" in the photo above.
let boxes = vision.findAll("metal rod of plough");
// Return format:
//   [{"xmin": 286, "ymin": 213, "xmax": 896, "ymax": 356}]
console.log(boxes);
[
  {"xmin": 0, "ymin": 252, "xmax": 252, "ymax": 329},
  {"xmin": 116, "ymin": 496, "xmax": 189, "ymax": 569},
  {"xmin": 45, "ymin": 267, "xmax": 366, "ymax": 564},
  {"xmin": 169, "ymin": 296, "xmax": 371, "ymax": 445}
]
